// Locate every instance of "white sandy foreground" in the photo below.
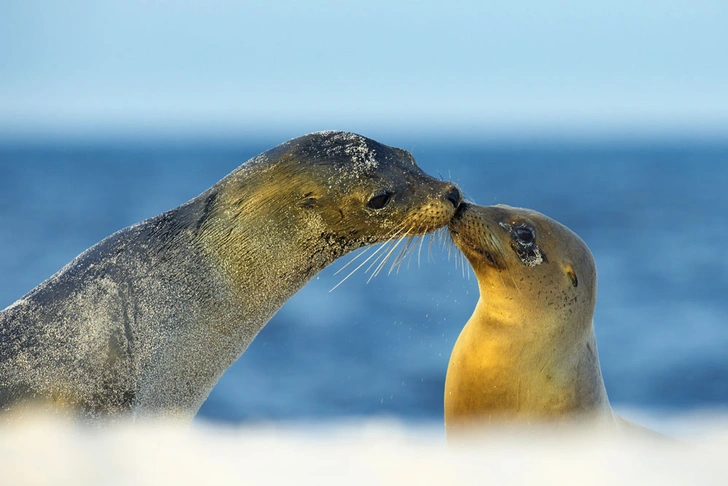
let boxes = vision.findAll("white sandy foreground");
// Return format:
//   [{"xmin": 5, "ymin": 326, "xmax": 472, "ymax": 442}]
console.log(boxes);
[{"xmin": 1, "ymin": 412, "xmax": 727, "ymax": 485}]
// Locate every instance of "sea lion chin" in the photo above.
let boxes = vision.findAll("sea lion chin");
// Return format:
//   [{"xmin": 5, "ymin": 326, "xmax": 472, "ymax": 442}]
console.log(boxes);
[{"xmin": 0, "ymin": 131, "xmax": 461, "ymax": 421}]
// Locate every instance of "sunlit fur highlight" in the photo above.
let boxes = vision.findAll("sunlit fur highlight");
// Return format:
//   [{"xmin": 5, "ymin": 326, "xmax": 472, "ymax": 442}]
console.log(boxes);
[{"xmin": 444, "ymin": 203, "xmax": 629, "ymax": 438}]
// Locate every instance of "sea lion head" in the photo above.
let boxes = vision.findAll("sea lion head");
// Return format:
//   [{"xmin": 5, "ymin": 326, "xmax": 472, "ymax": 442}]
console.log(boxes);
[
  {"xmin": 449, "ymin": 203, "xmax": 597, "ymax": 330},
  {"xmin": 444, "ymin": 203, "xmax": 607, "ymax": 429},
  {"xmin": 198, "ymin": 131, "xmax": 461, "ymax": 285},
  {"xmin": 280, "ymin": 131, "xmax": 461, "ymax": 249},
  {"xmin": 217, "ymin": 131, "xmax": 462, "ymax": 256}
]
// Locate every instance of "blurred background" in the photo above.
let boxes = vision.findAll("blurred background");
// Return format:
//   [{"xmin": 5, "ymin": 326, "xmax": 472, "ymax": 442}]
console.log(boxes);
[{"xmin": 1, "ymin": 1, "xmax": 727, "ymax": 428}]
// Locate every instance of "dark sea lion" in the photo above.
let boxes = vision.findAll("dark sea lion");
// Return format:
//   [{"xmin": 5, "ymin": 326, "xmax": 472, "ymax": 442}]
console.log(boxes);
[
  {"xmin": 444, "ymin": 203, "xmax": 620, "ymax": 436},
  {"xmin": 0, "ymin": 131, "xmax": 462, "ymax": 421}
]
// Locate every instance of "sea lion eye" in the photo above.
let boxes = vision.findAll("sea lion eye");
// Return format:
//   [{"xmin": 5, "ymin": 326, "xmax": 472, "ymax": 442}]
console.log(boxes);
[
  {"xmin": 367, "ymin": 192, "xmax": 392, "ymax": 210},
  {"xmin": 514, "ymin": 226, "xmax": 535, "ymax": 245},
  {"xmin": 503, "ymin": 223, "xmax": 544, "ymax": 266}
]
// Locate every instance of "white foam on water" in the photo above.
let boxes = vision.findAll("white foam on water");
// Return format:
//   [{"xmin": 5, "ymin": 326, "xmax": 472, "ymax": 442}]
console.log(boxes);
[{"xmin": 1, "ymin": 412, "xmax": 727, "ymax": 485}]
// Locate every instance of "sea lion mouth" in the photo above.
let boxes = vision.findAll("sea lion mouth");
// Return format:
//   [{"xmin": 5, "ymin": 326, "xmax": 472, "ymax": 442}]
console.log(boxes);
[
  {"xmin": 446, "ymin": 186, "xmax": 463, "ymax": 209},
  {"xmin": 454, "ymin": 234, "xmax": 500, "ymax": 269},
  {"xmin": 447, "ymin": 210, "xmax": 475, "ymax": 250},
  {"xmin": 450, "ymin": 201, "xmax": 471, "ymax": 224},
  {"xmin": 448, "ymin": 202, "xmax": 473, "ymax": 242},
  {"xmin": 448, "ymin": 203, "xmax": 502, "ymax": 269}
]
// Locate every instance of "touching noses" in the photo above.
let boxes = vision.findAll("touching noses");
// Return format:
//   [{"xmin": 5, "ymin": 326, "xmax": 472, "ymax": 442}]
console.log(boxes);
[{"xmin": 446, "ymin": 185, "xmax": 462, "ymax": 209}]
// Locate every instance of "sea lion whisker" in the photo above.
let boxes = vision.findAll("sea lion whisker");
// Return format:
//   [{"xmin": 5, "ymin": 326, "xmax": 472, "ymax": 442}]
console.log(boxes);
[
  {"xmin": 434, "ymin": 226, "xmax": 449, "ymax": 259},
  {"xmin": 389, "ymin": 236, "xmax": 416, "ymax": 273},
  {"xmin": 364, "ymin": 224, "xmax": 412, "ymax": 275},
  {"xmin": 442, "ymin": 228, "xmax": 451, "ymax": 249},
  {"xmin": 364, "ymin": 222, "xmax": 415, "ymax": 276},
  {"xmin": 370, "ymin": 236, "xmax": 408, "ymax": 281},
  {"xmin": 333, "ymin": 245, "xmax": 374, "ymax": 276},
  {"xmin": 403, "ymin": 218, "xmax": 429, "ymax": 268},
  {"xmin": 411, "ymin": 235, "xmax": 425, "ymax": 268},
  {"xmin": 428, "ymin": 229, "xmax": 441, "ymax": 262},
  {"xmin": 442, "ymin": 234, "xmax": 456, "ymax": 264},
  {"xmin": 418, "ymin": 232, "xmax": 428, "ymax": 267},
  {"xmin": 416, "ymin": 234, "xmax": 430, "ymax": 268},
  {"xmin": 393, "ymin": 230, "xmax": 428, "ymax": 274},
  {"xmin": 435, "ymin": 227, "xmax": 446, "ymax": 249},
  {"xmin": 330, "ymin": 239, "xmax": 396, "ymax": 292},
  {"xmin": 391, "ymin": 219, "xmax": 425, "ymax": 271},
  {"xmin": 381, "ymin": 223, "xmax": 410, "ymax": 245},
  {"xmin": 365, "ymin": 240, "xmax": 395, "ymax": 275},
  {"xmin": 371, "ymin": 241, "xmax": 401, "ymax": 280},
  {"xmin": 486, "ymin": 231, "xmax": 515, "ymax": 291},
  {"xmin": 406, "ymin": 217, "xmax": 431, "ymax": 268},
  {"xmin": 330, "ymin": 225, "xmax": 410, "ymax": 292},
  {"xmin": 450, "ymin": 235, "xmax": 468, "ymax": 277},
  {"xmin": 374, "ymin": 225, "xmax": 416, "ymax": 275},
  {"xmin": 404, "ymin": 219, "xmax": 427, "ymax": 273},
  {"xmin": 387, "ymin": 239, "xmax": 410, "ymax": 275}
]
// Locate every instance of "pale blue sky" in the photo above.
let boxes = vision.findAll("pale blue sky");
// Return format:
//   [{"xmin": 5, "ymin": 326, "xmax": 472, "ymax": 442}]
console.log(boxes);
[{"xmin": 1, "ymin": 0, "xmax": 727, "ymax": 140}]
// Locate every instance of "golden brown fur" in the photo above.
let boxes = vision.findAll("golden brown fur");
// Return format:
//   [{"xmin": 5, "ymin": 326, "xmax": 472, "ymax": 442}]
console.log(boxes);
[{"xmin": 445, "ymin": 204, "xmax": 615, "ymax": 436}]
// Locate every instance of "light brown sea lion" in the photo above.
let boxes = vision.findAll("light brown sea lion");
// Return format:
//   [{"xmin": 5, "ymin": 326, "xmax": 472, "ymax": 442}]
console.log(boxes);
[
  {"xmin": 444, "ymin": 203, "xmax": 619, "ymax": 436},
  {"xmin": 0, "ymin": 131, "xmax": 461, "ymax": 421}
]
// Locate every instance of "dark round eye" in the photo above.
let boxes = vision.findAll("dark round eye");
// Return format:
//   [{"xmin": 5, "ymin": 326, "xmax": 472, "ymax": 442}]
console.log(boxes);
[
  {"xmin": 514, "ymin": 226, "xmax": 535, "ymax": 245},
  {"xmin": 367, "ymin": 192, "xmax": 392, "ymax": 210}
]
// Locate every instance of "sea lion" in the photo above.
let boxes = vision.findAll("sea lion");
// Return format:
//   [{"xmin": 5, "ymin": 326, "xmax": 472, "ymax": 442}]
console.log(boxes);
[
  {"xmin": 0, "ymin": 131, "xmax": 462, "ymax": 421},
  {"xmin": 444, "ymin": 203, "xmax": 618, "ymax": 435}
]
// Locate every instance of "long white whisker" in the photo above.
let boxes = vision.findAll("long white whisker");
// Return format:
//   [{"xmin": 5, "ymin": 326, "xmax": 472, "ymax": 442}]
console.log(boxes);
[
  {"xmin": 330, "ymin": 211, "xmax": 450, "ymax": 290},
  {"xmin": 418, "ymin": 233, "xmax": 427, "ymax": 267},
  {"xmin": 390, "ymin": 218, "xmax": 426, "ymax": 273},
  {"xmin": 370, "ymin": 237, "xmax": 407, "ymax": 282},
  {"xmin": 334, "ymin": 246, "xmax": 372, "ymax": 276},
  {"xmin": 330, "ymin": 238, "xmax": 397, "ymax": 292},
  {"xmin": 329, "ymin": 220, "xmax": 412, "ymax": 289},
  {"xmin": 389, "ymin": 236, "xmax": 415, "ymax": 273},
  {"xmin": 365, "ymin": 240, "xmax": 395, "ymax": 274},
  {"xmin": 365, "ymin": 225, "xmax": 411, "ymax": 274},
  {"xmin": 488, "ymin": 231, "xmax": 518, "ymax": 293}
]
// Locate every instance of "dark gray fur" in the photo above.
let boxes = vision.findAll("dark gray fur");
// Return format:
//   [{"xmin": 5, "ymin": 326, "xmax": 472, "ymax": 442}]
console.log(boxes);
[
  {"xmin": 0, "ymin": 131, "xmax": 459, "ymax": 421},
  {"xmin": 0, "ymin": 191, "xmax": 237, "ymax": 418}
]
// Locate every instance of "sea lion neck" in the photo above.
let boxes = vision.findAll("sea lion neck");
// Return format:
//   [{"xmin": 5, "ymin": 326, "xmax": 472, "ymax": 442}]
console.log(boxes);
[
  {"xmin": 472, "ymin": 281, "xmax": 546, "ymax": 331},
  {"xmin": 447, "ymin": 301, "xmax": 612, "ymax": 427},
  {"xmin": 191, "ymin": 168, "xmax": 337, "ymax": 320}
]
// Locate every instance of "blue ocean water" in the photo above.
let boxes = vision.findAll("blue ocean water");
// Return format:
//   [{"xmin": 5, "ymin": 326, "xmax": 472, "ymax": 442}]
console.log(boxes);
[{"xmin": 0, "ymin": 137, "xmax": 727, "ymax": 424}]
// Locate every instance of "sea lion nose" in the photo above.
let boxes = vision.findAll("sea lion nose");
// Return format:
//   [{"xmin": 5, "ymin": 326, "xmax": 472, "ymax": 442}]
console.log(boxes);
[{"xmin": 446, "ymin": 185, "xmax": 462, "ymax": 208}]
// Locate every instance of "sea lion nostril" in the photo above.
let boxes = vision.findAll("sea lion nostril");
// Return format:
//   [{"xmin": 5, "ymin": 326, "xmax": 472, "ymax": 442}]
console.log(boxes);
[{"xmin": 446, "ymin": 186, "xmax": 462, "ymax": 208}]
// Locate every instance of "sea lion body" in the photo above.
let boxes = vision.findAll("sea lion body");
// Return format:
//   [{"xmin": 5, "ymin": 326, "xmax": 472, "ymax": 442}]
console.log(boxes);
[
  {"xmin": 444, "ymin": 203, "xmax": 616, "ymax": 434},
  {"xmin": 0, "ymin": 131, "xmax": 461, "ymax": 421}
]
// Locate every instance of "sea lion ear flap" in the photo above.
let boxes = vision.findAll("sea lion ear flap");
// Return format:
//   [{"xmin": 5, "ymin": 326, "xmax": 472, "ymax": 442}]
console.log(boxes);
[
  {"xmin": 299, "ymin": 192, "xmax": 318, "ymax": 209},
  {"xmin": 564, "ymin": 264, "xmax": 578, "ymax": 288}
]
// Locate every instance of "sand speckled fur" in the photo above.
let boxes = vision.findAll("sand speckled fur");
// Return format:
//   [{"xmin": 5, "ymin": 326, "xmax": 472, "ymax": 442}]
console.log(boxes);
[{"xmin": 0, "ymin": 131, "xmax": 459, "ymax": 422}]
